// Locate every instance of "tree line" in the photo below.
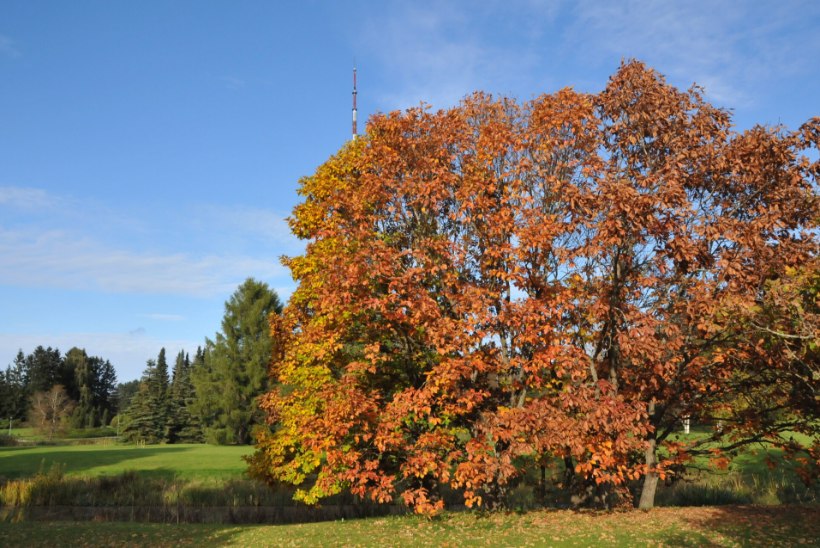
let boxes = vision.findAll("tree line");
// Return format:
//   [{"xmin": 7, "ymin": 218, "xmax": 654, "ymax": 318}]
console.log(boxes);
[
  {"xmin": 2, "ymin": 278, "xmax": 282, "ymax": 445},
  {"xmin": 248, "ymin": 61, "xmax": 818, "ymax": 512},
  {"xmin": 1, "ymin": 346, "xmax": 117, "ymax": 433}
]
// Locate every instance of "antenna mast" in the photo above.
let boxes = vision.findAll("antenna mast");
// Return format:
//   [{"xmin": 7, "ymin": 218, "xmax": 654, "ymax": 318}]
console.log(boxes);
[{"xmin": 352, "ymin": 67, "xmax": 358, "ymax": 140}]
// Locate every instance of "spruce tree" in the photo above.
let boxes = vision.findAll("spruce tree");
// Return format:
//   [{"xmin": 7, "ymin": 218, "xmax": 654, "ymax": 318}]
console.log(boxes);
[
  {"xmin": 66, "ymin": 348, "xmax": 93, "ymax": 428},
  {"xmin": 123, "ymin": 349, "xmax": 172, "ymax": 443},
  {"xmin": 65, "ymin": 348, "xmax": 118, "ymax": 428},
  {"xmin": 93, "ymin": 358, "xmax": 117, "ymax": 425},
  {"xmin": 122, "ymin": 359, "xmax": 158, "ymax": 443},
  {"xmin": 24, "ymin": 346, "xmax": 63, "ymax": 394},
  {"xmin": 1, "ymin": 352, "xmax": 28, "ymax": 423},
  {"xmin": 191, "ymin": 278, "xmax": 282, "ymax": 444},
  {"xmin": 166, "ymin": 350, "xmax": 202, "ymax": 443}
]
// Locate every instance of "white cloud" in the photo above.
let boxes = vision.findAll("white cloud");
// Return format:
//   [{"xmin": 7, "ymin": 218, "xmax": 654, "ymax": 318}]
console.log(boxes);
[
  {"xmin": 195, "ymin": 204, "xmax": 302, "ymax": 252},
  {"xmin": 360, "ymin": 1, "xmax": 820, "ymax": 115}
]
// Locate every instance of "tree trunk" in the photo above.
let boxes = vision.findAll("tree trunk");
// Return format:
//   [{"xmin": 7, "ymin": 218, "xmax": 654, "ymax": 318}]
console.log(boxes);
[{"xmin": 638, "ymin": 436, "xmax": 658, "ymax": 509}]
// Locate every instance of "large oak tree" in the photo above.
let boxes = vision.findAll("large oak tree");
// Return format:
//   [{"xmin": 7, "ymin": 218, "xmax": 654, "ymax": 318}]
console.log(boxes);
[{"xmin": 251, "ymin": 61, "xmax": 818, "ymax": 513}]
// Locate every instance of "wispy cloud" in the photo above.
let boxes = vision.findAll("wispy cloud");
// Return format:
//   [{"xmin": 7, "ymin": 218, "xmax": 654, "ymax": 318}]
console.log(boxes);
[
  {"xmin": 0, "ymin": 34, "xmax": 20, "ymax": 58},
  {"xmin": 0, "ymin": 186, "xmax": 58, "ymax": 209},
  {"xmin": 359, "ymin": 1, "xmax": 820, "ymax": 115},
  {"xmin": 138, "ymin": 313, "xmax": 186, "ymax": 322},
  {"xmin": 361, "ymin": 2, "xmax": 549, "ymax": 109},
  {"xmin": 565, "ymin": 0, "xmax": 820, "ymax": 107},
  {"xmin": 0, "ymin": 186, "xmax": 296, "ymax": 298},
  {"xmin": 221, "ymin": 75, "xmax": 246, "ymax": 90},
  {"xmin": 0, "ymin": 225, "xmax": 287, "ymax": 297},
  {"xmin": 194, "ymin": 204, "xmax": 301, "ymax": 253}
]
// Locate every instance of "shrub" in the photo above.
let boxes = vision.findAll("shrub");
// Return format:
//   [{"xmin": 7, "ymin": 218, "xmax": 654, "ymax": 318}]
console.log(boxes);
[{"xmin": 0, "ymin": 435, "xmax": 18, "ymax": 447}]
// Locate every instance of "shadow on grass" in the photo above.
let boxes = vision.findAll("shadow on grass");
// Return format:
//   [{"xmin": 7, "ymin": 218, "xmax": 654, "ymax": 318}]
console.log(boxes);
[
  {"xmin": 0, "ymin": 446, "xmax": 189, "ymax": 479},
  {"xmin": 0, "ymin": 520, "xmax": 248, "ymax": 547},
  {"xmin": 1, "ymin": 466, "xmax": 406, "ymax": 524},
  {"xmin": 676, "ymin": 505, "xmax": 820, "ymax": 547}
]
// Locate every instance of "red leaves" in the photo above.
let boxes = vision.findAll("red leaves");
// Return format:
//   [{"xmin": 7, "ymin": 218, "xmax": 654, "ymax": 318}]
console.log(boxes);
[{"xmin": 252, "ymin": 60, "xmax": 819, "ymax": 514}]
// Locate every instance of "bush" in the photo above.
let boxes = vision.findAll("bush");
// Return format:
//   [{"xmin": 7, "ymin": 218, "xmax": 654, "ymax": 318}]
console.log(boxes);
[
  {"xmin": 64, "ymin": 427, "xmax": 117, "ymax": 439},
  {"xmin": 0, "ymin": 435, "xmax": 18, "ymax": 447},
  {"xmin": 656, "ymin": 481, "xmax": 753, "ymax": 507}
]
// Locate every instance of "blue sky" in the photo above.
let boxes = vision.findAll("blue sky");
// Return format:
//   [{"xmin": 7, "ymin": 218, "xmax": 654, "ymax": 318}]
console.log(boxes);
[{"xmin": 1, "ymin": 1, "xmax": 818, "ymax": 381}]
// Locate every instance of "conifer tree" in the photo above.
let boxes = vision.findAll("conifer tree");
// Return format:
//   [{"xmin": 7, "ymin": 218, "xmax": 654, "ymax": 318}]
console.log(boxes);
[
  {"xmin": 191, "ymin": 279, "xmax": 282, "ymax": 444},
  {"xmin": 66, "ymin": 348, "xmax": 94, "ymax": 428},
  {"xmin": 64, "ymin": 348, "xmax": 118, "ymax": 428},
  {"xmin": 123, "ymin": 349, "xmax": 172, "ymax": 443},
  {"xmin": 167, "ymin": 350, "xmax": 202, "ymax": 443},
  {"xmin": 24, "ymin": 346, "xmax": 63, "ymax": 395},
  {"xmin": 1, "ymin": 352, "xmax": 28, "ymax": 423}
]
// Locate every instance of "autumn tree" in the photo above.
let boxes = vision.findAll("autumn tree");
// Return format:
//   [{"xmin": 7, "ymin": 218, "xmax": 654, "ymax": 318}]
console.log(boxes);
[
  {"xmin": 560, "ymin": 64, "xmax": 818, "ymax": 508},
  {"xmin": 29, "ymin": 384, "xmax": 75, "ymax": 440},
  {"xmin": 251, "ymin": 61, "xmax": 819, "ymax": 513}
]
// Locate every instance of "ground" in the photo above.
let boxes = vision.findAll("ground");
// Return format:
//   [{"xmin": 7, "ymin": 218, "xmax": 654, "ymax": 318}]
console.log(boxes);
[{"xmin": 0, "ymin": 505, "xmax": 817, "ymax": 546}]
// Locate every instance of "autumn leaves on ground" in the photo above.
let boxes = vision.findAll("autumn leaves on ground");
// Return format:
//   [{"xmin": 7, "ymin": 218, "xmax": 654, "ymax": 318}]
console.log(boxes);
[
  {"xmin": 1, "ymin": 506, "xmax": 818, "ymax": 546},
  {"xmin": 2, "ymin": 60, "xmax": 818, "ymax": 545}
]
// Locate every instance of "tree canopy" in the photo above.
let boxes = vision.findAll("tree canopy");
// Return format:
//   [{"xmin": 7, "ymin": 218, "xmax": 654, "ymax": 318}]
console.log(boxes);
[{"xmin": 250, "ymin": 61, "xmax": 819, "ymax": 514}]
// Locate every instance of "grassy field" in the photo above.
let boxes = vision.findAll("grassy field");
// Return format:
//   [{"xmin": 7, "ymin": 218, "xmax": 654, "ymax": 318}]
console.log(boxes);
[
  {"xmin": 0, "ymin": 505, "xmax": 817, "ymax": 546},
  {"xmin": 1, "ymin": 438, "xmax": 818, "ymax": 545},
  {"xmin": 1, "ymin": 439, "xmax": 816, "ymax": 510},
  {"xmin": 0, "ymin": 444, "xmax": 253, "ymax": 480}
]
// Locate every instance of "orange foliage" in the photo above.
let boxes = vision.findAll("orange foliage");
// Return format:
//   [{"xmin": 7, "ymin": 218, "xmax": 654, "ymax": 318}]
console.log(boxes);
[{"xmin": 249, "ymin": 61, "xmax": 819, "ymax": 513}]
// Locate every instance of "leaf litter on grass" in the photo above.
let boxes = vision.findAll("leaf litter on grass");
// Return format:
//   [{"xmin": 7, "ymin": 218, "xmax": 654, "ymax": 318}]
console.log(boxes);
[{"xmin": 1, "ymin": 505, "xmax": 817, "ymax": 546}]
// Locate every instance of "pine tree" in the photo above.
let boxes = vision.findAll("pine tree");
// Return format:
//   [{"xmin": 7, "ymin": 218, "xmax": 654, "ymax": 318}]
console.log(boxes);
[
  {"xmin": 1, "ymin": 352, "xmax": 28, "ymax": 424},
  {"xmin": 166, "ymin": 350, "xmax": 202, "ymax": 443},
  {"xmin": 93, "ymin": 358, "xmax": 117, "ymax": 425},
  {"xmin": 122, "ymin": 349, "xmax": 172, "ymax": 443},
  {"xmin": 64, "ymin": 348, "xmax": 118, "ymax": 428},
  {"xmin": 122, "ymin": 360, "xmax": 158, "ymax": 443},
  {"xmin": 191, "ymin": 279, "xmax": 282, "ymax": 444},
  {"xmin": 66, "ymin": 348, "xmax": 93, "ymax": 428},
  {"xmin": 24, "ymin": 346, "xmax": 63, "ymax": 394}
]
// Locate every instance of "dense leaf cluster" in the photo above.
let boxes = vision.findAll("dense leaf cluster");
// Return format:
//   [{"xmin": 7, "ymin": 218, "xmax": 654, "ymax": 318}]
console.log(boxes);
[{"xmin": 250, "ymin": 61, "xmax": 819, "ymax": 513}]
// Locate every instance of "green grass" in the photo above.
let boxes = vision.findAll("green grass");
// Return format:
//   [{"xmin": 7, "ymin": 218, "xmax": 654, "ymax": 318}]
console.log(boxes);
[
  {"xmin": 0, "ymin": 434, "xmax": 816, "ymax": 529},
  {"xmin": 652, "ymin": 428, "xmax": 819, "ymax": 507},
  {"xmin": 0, "ymin": 444, "xmax": 254, "ymax": 480},
  {"xmin": 6, "ymin": 427, "xmax": 38, "ymax": 438},
  {"xmin": 0, "ymin": 505, "xmax": 817, "ymax": 546}
]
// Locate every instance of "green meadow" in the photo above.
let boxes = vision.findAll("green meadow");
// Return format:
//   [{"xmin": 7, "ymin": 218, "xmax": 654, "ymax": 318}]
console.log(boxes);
[
  {"xmin": 0, "ymin": 438, "xmax": 817, "ymax": 546},
  {"xmin": 0, "ymin": 443, "xmax": 253, "ymax": 480}
]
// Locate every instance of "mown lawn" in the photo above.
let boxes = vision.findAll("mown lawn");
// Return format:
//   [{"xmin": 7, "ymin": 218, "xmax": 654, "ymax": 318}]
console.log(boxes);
[
  {"xmin": 0, "ymin": 505, "xmax": 817, "ymax": 547},
  {"xmin": 0, "ymin": 444, "xmax": 254, "ymax": 480}
]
